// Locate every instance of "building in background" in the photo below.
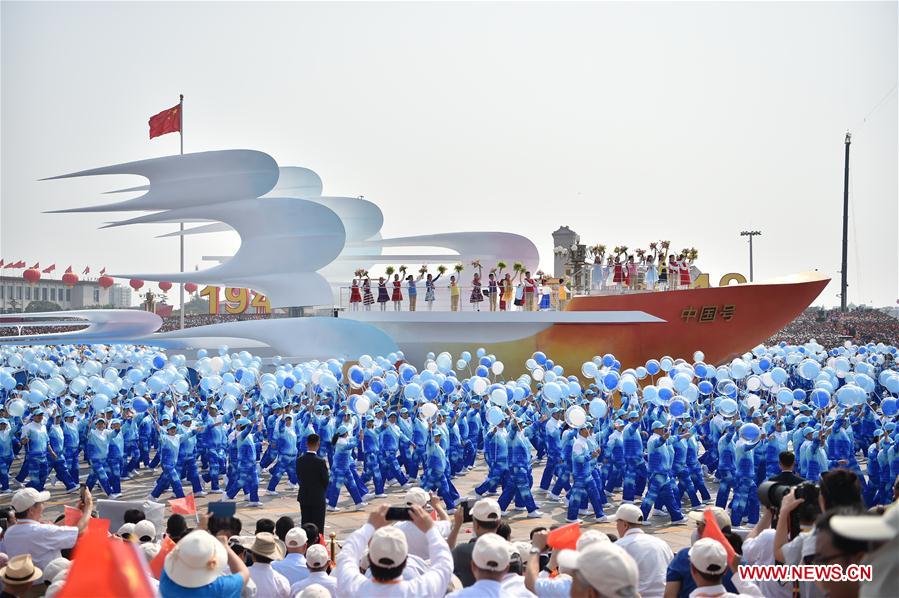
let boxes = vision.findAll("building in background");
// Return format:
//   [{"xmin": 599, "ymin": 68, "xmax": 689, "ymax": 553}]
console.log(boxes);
[
  {"xmin": 0, "ymin": 275, "xmax": 131, "ymax": 312},
  {"xmin": 552, "ymin": 226, "xmax": 579, "ymax": 278}
]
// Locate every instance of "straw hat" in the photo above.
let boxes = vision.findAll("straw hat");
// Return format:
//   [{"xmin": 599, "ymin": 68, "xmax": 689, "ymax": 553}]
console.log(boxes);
[
  {"xmin": 245, "ymin": 532, "xmax": 286, "ymax": 560},
  {"xmin": 164, "ymin": 530, "xmax": 227, "ymax": 588},
  {"xmin": 0, "ymin": 554, "xmax": 43, "ymax": 585}
]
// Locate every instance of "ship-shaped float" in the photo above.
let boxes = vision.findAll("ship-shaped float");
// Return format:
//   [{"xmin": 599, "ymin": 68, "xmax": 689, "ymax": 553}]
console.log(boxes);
[{"xmin": 2, "ymin": 150, "xmax": 828, "ymax": 371}]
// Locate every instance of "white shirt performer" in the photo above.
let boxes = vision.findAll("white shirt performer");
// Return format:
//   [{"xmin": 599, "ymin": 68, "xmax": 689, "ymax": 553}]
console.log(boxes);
[
  {"xmin": 336, "ymin": 503, "xmax": 453, "ymax": 597},
  {"xmin": 2, "ymin": 487, "xmax": 93, "ymax": 582}
]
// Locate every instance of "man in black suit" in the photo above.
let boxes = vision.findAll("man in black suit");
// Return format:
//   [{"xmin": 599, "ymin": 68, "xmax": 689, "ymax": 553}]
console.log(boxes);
[
  {"xmin": 296, "ymin": 433, "xmax": 329, "ymax": 537},
  {"xmin": 767, "ymin": 450, "xmax": 805, "ymax": 486}
]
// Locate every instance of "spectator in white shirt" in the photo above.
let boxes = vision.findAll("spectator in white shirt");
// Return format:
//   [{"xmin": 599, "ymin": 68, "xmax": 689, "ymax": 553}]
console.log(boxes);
[
  {"xmin": 525, "ymin": 529, "xmax": 609, "ymax": 597},
  {"xmin": 447, "ymin": 533, "xmax": 517, "ymax": 598},
  {"xmin": 394, "ymin": 488, "xmax": 453, "ymax": 559},
  {"xmin": 557, "ymin": 541, "xmax": 641, "ymax": 598},
  {"xmin": 290, "ymin": 544, "xmax": 337, "ymax": 598},
  {"xmin": 688, "ymin": 538, "xmax": 762, "ymax": 597},
  {"xmin": 502, "ymin": 542, "xmax": 537, "ymax": 597},
  {"xmin": 271, "ymin": 527, "xmax": 308, "ymax": 586},
  {"xmin": 295, "ymin": 583, "xmax": 331, "ymax": 598},
  {"xmin": 335, "ymin": 504, "xmax": 453, "ymax": 597},
  {"xmin": 245, "ymin": 532, "xmax": 291, "ymax": 598},
  {"xmin": 613, "ymin": 503, "xmax": 673, "ymax": 598},
  {"xmin": 2, "ymin": 488, "xmax": 92, "ymax": 582}
]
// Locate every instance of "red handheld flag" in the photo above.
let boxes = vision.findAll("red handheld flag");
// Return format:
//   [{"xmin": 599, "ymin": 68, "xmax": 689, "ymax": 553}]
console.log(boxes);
[
  {"xmin": 168, "ymin": 494, "xmax": 197, "ymax": 515},
  {"xmin": 58, "ymin": 518, "xmax": 154, "ymax": 598},
  {"xmin": 64, "ymin": 505, "xmax": 82, "ymax": 526},
  {"xmin": 701, "ymin": 509, "xmax": 737, "ymax": 566},
  {"xmin": 149, "ymin": 103, "xmax": 182, "ymax": 139},
  {"xmin": 546, "ymin": 521, "xmax": 581, "ymax": 551},
  {"xmin": 149, "ymin": 535, "xmax": 176, "ymax": 579}
]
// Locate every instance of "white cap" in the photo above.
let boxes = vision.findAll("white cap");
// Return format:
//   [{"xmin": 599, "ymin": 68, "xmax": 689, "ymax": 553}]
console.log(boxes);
[
  {"xmin": 369, "ymin": 526, "xmax": 408, "ymax": 567},
  {"xmin": 689, "ymin": 537, "xmax": 729, "ymax": 575},
  {"xmin": 42, "ymin": 558, "xmax": 71, "ymax": 583},
  {"xmin": 687, "ymin": 507, "xmax": 732, "ymax": 531},
  {"xmin": 297, "ymin": 584, "xmax": 331, "ymax": 598},
  {"xmin": 285, "ymin": 527, "xmax": 308, "ymax": 548},
  {"xmin": 134, "ymin": 520, "xmax": 157, "ymax": 543},
  {"xmin": 11, "ymin": 488, "xmax": 51, "ymax": 512},
  {"xmin": 612, "ymin": 503, "xmax": 645, "ymax": 525},
  {"xmin": 558, "ymin": 543, "xmax": 639, "ymax": 597},
  {"xmin": 831, "ymin": 504, "xmax": 899, "ymax": 541},
  {"xmin": 163, "ymin": 530, "xmax": 227, "ymax": 588},
  {"xmin": 405, "ymin": 487, "xmax": 430, "ymax": 507},
  {"xmin": 305, "ymin": 544, "xmax": 330, "ymax": 568},
  {"xmin": 472, "ymin": 533, "xmax": 511, "ymax": 572},
  {"xmin": 576, "ymin": 530, "xmax": 610, "ymax": 550},
  {"xmin": 471, "ymin": 498, "xmax": 502, "ymax": 524},
  {"xmin": 117, "ymin": 523, "xmax": 137, "ymax": 537}
]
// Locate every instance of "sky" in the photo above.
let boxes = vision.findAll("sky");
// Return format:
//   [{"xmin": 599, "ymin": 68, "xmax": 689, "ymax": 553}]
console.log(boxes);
[{"xmin": 2, "ymin": 1, "xmax": 896, "ymax": 308}]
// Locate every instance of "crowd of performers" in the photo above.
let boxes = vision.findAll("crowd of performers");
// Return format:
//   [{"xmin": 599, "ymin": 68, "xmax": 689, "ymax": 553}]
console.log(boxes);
[{"xmin": 1, "ymin": 342, "xmax": 897, "ymax": 531}]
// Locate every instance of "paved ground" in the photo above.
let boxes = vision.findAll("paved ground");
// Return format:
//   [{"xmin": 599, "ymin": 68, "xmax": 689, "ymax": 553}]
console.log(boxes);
[{"xmin": 24, "ymin": 457, "xmax": 697, "ymax": 552}]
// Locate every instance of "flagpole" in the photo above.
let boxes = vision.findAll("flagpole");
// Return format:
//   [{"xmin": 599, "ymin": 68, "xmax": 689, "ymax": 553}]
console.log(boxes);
[{"xmin": 179, "ymin": 94, "xmax": 185, "ymax": 331}]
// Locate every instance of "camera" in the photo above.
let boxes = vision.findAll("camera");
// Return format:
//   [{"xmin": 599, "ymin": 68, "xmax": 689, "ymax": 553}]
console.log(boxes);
[{"xmin": 758, "ymin": 480, "xmax": 821, "ymax": 534}]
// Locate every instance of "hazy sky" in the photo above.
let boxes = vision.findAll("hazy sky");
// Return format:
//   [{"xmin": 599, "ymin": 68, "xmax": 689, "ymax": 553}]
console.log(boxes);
[{"xmin": 2, "ymin": 1, "xmax": 896, "ymax": 307}]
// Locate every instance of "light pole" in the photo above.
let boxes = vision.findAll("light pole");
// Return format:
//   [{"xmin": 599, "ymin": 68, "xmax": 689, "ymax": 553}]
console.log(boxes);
[
  {"xmin": 840, "ymin": 132, "xmax": 851, "ymax": 312},
  {"xmin": 740, "ymin": 231, "xmax": 762, "ymax": 282}
]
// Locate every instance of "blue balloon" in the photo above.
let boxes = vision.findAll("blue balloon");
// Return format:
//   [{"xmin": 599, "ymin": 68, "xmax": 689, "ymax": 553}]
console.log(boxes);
[
  {"xmin": 669, "ymin": 398, "xmax": 687, "ymax": 417},
  {"xmin": 603, "ymin": 372, "xmax": 620, "ymax": 390},
  {"xmin": 882, "ymin": 398, "xmax": 898, "ymax": 416},
  {"xmin": 476, "ymin": 348, "xmax": 487, "ymax": 358},
  {"xmin": 152, "ymin": 355, "xmax": 165, "ymax": 369},
  {"xmin": 132, "ymin": 397, "xmax": 149, "ymax": 413},
  {"xmin": 740, "ymin": 423, "xmax": 761, "ymax": 441},
  {"xmin": 811, "ymin": 389, "xmax": 830, "ymax": 409},
  {"xmin": 461, "ymin": 351, "xmax": 472, "ymax": 363},
  {"xmin": 759, "ymin": 357, "xmax": 772, "ymax": 372},
  {"xmin": 602, "ymin": 354, "xmax": 615, "ymax": 367},
  {"xmin": 476, "ymin": 366, "xmax": 489, "ymax": 378},
  {"xmin": 422, "ymin": 380, "xmax": 440, "ymax": 400},
  {"xmin": 370, "ymin": 378, "xmax": 385, "ymax": 394},
  {"xmin": 479, "ymin": 356, "xmax": 492, "ymax": 367},
  {"xmin": 442, "ymin": 379, "xmax": 456, "ymax": 394},
  {"xmin": 658, "ymin": 387, "xmax": 674, "ymax": 402},
  {"xmin": 646, "ymin": 360, "xmax": 661, "ymax": 376},
  {"xmin": 533, "ymin": 352, "xmax": 547, "ymax": 366},
  {"xmin": 792, "ymin": 389, "xmax": 806, "ymax": 402},
  {"xmin": 283, "ymin": 376, "xmax": 295, "ymax": 389},
  {"xmin": 235, "ymin": 369, "xmax": 244, "ymax": 381},
  {"xmin": 698, "ymin": 380, "xmax": 714, "ymax": 395}
]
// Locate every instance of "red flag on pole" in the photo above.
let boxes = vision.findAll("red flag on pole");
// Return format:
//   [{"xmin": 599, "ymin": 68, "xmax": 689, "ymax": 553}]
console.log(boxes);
[
  {"xmin": 546, "ymin": 522, "xmax": 581, "ymax": 551},
  {"xmin": 100, "ymin": 267, "xmax": 107, "ymax": 275},
  {"xmin": 149, "ymin": 103, "xmax": 182, "ymax": 139},
  {"xmin": 168, "ymin": 494, "xmax": 196, "ymax": 515},
  {"xmin": 2, "ymin": 262, "xmax": 13, "ymax": 269},
  {"xmin": 0, "ymin": 259, "xmax": 4, "ymax": 268},
  {"xmin": 65, "ymin": 265, "xmax": 73, "ymax": 274},
  {"xmin": 16, "ymin": 261, "xmax": 26, "ymax": 268},
  {"xmin": 42, "ymin": 264, "xmax": 56, "ymax": 274},
  {"xmin": 82, "ymin": 266, "xmax": 90, "ymax": 275},
  {"xmin": 30, "ymin": 262, "xmax": 39, "ymax": 269}
]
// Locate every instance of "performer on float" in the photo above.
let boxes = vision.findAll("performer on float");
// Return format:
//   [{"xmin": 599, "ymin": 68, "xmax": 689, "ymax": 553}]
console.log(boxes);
[
  {"xmin": 626, "ymin": 255, "xmax": 638, "ymax": 290},
  {"xmin": 557, "ymin": 277, "xmax": 569, "ymax": 310},
  {"xmin": 349, "ymin": 278, "xmax": 362, "ymax": 311},
  {"xmin": 679, "ymin": 253, "xmax": 692, "ymax": 289},
  {"xmin": 591, "ymin": 254, "xmax": 603, "ymax": 291},
  {"xmin": 523, "ymin": 271, "xmax": 537, "ymax": 311},
  {"xmin": 469, "ymin": 271, "xmax": 483, "ymax": 312},
  {"xmin": 362, "ymin": 277, "xmax": 374, "ymax": 311},
  {"xmin": 644, "ymin": 255, "xmax": 658, "ymax": 290},
  {"xmin": 499, "ymin": 273, "xmax": 513, "ymax": 311},
  {"xmin": 405, "ymin": 274, "xmax": 421, "ymax": 312},
  {"xmin": 449, "ymin": 275, "xmax": 460, "ymax": 312},
  {"xmin": 424, "ymin": 271, "xmax": 441, "ymax": 310},
  {"xmin": 667, "ymin": 254, "xmax": 679, "ymax": 290},
  {"xmin": 487, "ymin": 272, "xmax": 498, "ymax": 312},
  {"xmin": 391, "ymin": 273, "xmax": 403, "ymax": 311},
  {"xmin": 612, "ymin": 257, "xmax": 625, "ymax": 292},
  {"xmin": 376, "ymin": 276, "xmax": 389, "ymax": 311}
]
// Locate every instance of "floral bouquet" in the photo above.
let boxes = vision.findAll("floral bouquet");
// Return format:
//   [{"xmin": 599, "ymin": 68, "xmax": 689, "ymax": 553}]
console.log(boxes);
[
  {"xmin": 399, "ymin": 265, "xmax": 407, "ymax": 275},
  {"xmin": 354, "ymin": 268, "xmax": 365, "ymax": 278},
  {"xmin": 471, "ymin": 259, "xmax": 481, "ymax": 269},
  {"xmin": 437, "ymin": 265, "xmax": 447, "ymax": 275},
  {"xmin": 496, "ymin": 260, "xmax": 507, "ymax": 273},
  {"xmin": 419, "ymin": 265, "xmax": 428, "ymax": 275},
  {"xmin": 453, "ymin": 263, "xmax": 464, "ymax": 274},
  {"xmin": 385, "ymin": 266, "xmax": 395, "ymax": 276}
]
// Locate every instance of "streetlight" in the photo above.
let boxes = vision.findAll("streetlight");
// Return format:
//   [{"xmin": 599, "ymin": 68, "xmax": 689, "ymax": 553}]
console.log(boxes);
[{"xmin": 740, "ymin": 231, "xmax": 762, "ymax": 282}]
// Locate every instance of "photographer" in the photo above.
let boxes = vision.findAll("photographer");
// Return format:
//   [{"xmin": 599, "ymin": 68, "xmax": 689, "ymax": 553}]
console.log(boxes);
[{"xmin": 773, "ymin": 469, "xmax": 863, "ymax": 597}]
